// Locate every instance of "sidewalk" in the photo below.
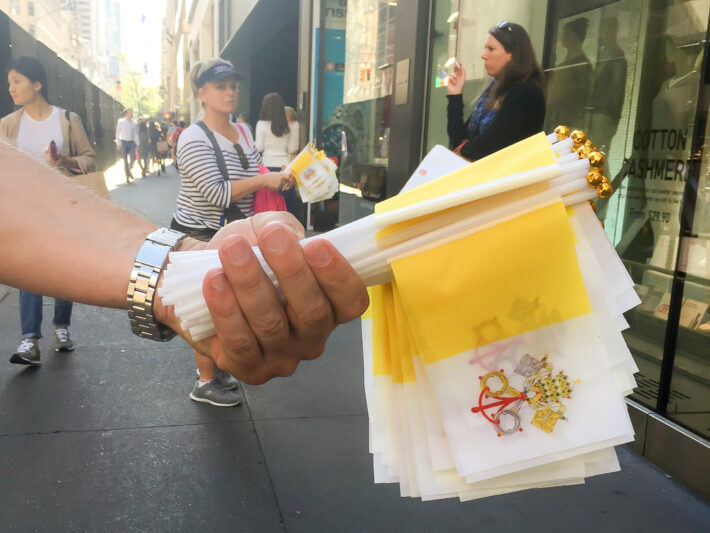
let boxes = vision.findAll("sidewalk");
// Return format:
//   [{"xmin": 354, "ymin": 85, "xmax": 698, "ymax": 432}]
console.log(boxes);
[{"xmin": 0, "ymin": 165, "xmax": 707, "ymax": 531}]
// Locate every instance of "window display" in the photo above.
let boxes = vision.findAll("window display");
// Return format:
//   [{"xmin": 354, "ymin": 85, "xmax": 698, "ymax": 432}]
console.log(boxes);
[{"xmin": 312, "ymin": 0, "xmax": 395, "ymax": 230}]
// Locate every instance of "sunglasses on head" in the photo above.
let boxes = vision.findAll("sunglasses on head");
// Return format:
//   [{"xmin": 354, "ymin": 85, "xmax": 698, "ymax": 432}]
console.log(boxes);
[
  {"xmin": 497, "ymin": 20, "xmax": 512, "ymax": 31},
  {"xmin": 233, "ymin": 143, "xmax": 250, "ymax": 169}
]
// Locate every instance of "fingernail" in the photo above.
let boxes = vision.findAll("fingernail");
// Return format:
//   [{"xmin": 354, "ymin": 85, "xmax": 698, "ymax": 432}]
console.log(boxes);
[
  {"xmin": 261, "ymin": 225, "xmax": 289, "ymax": 253},
  {"xmin": 208, "ymin": 271, "xmax": 229, "ymax": 291},
  {"xmin": 307, "ymin": 240, "xmax": 331, "ymax": 267},
  {"xmin": 224, "ymin": 237, "xmax": 251, "ymax": 265}
]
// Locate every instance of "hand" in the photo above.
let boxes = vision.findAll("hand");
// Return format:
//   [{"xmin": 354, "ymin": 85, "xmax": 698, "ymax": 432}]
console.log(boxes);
[
  {"xmin": 43, "ymin": 147, "xmax": 71, "ymax": 168},
  {"xmin": 154, "ymin": 212, "xmax": 369, "ymax": 385},
  {"xmin": 280, "ymin": 166, "xmax": 297, "ymax": 191},
  {"xmin": 261, "ymin": 171, "xmax": 294, "ymax": 191},
  {"xmin": 447, "ymin": 62, "xmax": 466, "ymax": 95},
  {"xmin": 116, "ymin": 144, "xmax": 122, "ymax": 152}
]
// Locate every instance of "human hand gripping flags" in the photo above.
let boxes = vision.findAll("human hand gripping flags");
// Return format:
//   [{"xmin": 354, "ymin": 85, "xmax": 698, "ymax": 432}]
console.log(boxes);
[{"xmin": 160, "ymin": 127, "xmax": 640, "ymax": 501}]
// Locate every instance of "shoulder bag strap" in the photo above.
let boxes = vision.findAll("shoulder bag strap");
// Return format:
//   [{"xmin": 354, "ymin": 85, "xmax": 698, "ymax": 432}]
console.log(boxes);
[
  {"xmin": 65, "ymin": 109, "xmax": 73, "ymax": 157},
  {"xmin": 196, "ymin": 120, "xmax": 245, "ymax": 221},
  {"xmin": 196, "ymin": 120, "xmax": 232, "ymax": 183},
  {"xmin": 236, "ymin": 123, "xmax": 251, "ymax": 149}
]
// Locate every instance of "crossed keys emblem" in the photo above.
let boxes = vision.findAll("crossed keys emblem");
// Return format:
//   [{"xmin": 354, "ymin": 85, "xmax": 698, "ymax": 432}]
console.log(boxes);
[{"xmin": 471, "ymin": 354, "xmax": 575, "ymax": 437}]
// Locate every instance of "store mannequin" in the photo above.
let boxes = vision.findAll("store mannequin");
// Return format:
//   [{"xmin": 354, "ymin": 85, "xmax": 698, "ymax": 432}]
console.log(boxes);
[{"xmin": 587, "ymin": 17, "xmax": 627, "ymax": 155}]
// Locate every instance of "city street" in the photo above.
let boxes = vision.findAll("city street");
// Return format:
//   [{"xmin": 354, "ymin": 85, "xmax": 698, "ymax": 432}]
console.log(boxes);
[{"xmin": 0, "ymin": 167, "xmax": 707, "ymax": 532}]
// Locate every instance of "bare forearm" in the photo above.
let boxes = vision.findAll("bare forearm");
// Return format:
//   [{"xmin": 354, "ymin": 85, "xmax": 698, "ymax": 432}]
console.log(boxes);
[
  {"xmin": 230, "ymin": 174, "xmax": 265, "ymax": 202},
  {"xmin": 0, "ymin": 140, "xmax": 155, "ymax": 309}
]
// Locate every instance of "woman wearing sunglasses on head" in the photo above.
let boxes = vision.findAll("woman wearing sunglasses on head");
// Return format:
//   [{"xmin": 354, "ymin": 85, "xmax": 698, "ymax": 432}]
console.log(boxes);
[
  {"xmin": 447, "ymin": 21, "xmax": 546, "ymax": 162},
  {"xmin": 171, "ymin": 58, "xmax": 294, "ymax": 407}
]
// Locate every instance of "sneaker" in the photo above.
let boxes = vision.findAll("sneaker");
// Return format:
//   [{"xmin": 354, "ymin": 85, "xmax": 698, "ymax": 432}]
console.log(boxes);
[
  {"xmin": 189, "ymin": 380, "xmax": 242, "ymax": 407},
  {"xmin": 10, "ymin": 338, "xmax": 41, "ymax": 366},
  {"xmin": 53, "ymin": 327, "xmax": 75, "ymax": 352},
  {"xmin": 194, "ymin": 368, "xmax": 239, "ymax": 390}
]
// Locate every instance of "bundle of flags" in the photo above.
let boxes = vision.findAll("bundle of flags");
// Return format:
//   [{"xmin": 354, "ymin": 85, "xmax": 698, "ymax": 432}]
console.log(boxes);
[
  {"xmin": 359, "ymin": 127, "xmax": 638, "ymax": 500},
  {"xmin": 285, "ymin": 143, "xmax": 339, "ymax": 203},
  {"xmin": 160, "ymin": 128, "xmax": 639, "ymax": 501}
]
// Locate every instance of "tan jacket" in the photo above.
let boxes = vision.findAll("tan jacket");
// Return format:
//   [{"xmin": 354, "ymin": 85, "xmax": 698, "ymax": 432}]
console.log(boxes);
[{"xmin": 0, "ymin": 107, "xmax": 96, "ymax": 175}]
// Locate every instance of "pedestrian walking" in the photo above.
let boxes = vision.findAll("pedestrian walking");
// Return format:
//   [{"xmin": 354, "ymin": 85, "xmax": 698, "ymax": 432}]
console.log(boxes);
[
  {"xmin": 137, "ymin": 120, "xmax": 151, "ymax": 176},
  {"xmin": 167, "ymin": 120, "xmax": 185, "ymax": 167},
  {"xmin": 284, "ymin": 106, "xmax": 300, "ymax": 160},
  {"xmin": 115, "ymin": 108, "xmax": 138, "ymax": 182},
  {"xmin": 447, "ymin": 21, "xmax": 545, "ymax": 161},
  {"xmin": 1, "ymin": 56, "xmax": 96, "ymax": 366},
  {"xmin": 154, "ymin": 123, "xmax": 169, "ymax": 175},
  {"xmin": 255, "ymin": 93, "xmax": 299, "ymax": 218},
  {"xmin": 167, "ymin": 120, "xmax": 186, "ymax": 171},
  {"xmin": 171, "ymin": 58, "xmax": 294, "ymax": 406}
]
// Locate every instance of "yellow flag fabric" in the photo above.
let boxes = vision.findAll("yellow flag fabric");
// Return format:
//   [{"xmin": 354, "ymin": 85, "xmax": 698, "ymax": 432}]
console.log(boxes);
[
  {"xmin": 390, "ymin": 202, "xmax": 591, "ymax": 365},
  {"xmin": 392, "ymin": 283, "xmax": 417, "ymax": 383},
  {"xmin": 375, "ymin": 132, "xmax": 554, "ymax": 216},
  {"xmin": 371, "ymin": 285, "xmax": 392, "ymax": 376}
]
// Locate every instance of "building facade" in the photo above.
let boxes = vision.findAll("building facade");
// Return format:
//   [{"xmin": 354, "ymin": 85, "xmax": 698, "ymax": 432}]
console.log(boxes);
[
  {"xmin": 162, "ymin": 0, "xmax": 231, "ymax": 123},
  {"xmin": 0, "ymin": 0, "xmax": 75, "ymax": 65},
  {"xmin": 0, "ymin": 0, "xmax": 122, "ymax": 93}
]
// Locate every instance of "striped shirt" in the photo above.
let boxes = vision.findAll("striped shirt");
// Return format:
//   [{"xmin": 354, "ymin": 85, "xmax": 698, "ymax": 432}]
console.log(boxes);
[{"xmin": 173, "ymin": 122, "xmax": 262, "ymax": 230}]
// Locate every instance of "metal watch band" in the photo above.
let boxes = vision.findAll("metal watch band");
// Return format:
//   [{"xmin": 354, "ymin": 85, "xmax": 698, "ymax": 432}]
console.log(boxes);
[{"xmin": 126, "ymin": 228, "xmax": 186, "ymax": 341}]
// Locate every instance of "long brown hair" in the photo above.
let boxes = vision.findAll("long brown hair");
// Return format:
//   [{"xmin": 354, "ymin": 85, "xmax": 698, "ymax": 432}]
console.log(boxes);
[
  {"xmin": 258, "ymin": 92, "xmax": 290, "ymax": 137},
  {"xmin": 485, "ymin": 22, "xmax": 545, "ymax": 111}
]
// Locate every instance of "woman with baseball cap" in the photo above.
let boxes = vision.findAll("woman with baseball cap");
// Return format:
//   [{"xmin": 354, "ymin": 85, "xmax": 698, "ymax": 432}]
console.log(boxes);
[{"xmin": 171, "ymin": 58, "xmax": 295, "ymax": 407}]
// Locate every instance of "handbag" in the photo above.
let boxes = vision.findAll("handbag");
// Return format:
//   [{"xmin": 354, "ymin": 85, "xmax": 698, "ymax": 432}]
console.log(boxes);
[
  {"xmin": 156, "ymin": 139, "xmax": 170, "ymax": 154},
  {"xmin": 253, "ymin": 164, "xmax": 287, "ymax": 213},
  {"xmin": 65, "ymin": 110, "xmax": 110, "ymax": 200},
  {"xmin": 235, "ymin": 120, "xmax": 287, "ymax": 214},
  {"xmin": 195, "ymin": 120, "xmax": 245, "ymax": 223}
]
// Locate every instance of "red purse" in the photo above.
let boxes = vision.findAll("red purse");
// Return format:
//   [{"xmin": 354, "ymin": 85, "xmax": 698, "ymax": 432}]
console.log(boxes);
[
  {"xmin": 236, "ymin": 123, "xmax": 287, "ymax": 214},
  {"xmin": 253, "ymin": 164, "xmax": 287, "ymax": 213}
]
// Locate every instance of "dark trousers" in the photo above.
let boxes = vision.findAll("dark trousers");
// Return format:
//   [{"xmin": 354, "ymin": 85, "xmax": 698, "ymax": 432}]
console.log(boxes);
[
  {"xmin": 267, "ymin": 166, "xmax": 304, "ymax": 224},
  {"xmin": 121, "ymin": 140, "xmax": 137, "ymax": 178},
  {"xmin": 19, "ymin": 290, "xmax": 73, "ymax": 339}
]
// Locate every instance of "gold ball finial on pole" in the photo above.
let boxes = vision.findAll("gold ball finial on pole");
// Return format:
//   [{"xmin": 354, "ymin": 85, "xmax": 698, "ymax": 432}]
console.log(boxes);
[
  {"xmin": 586, "ymin": 170, "xmax": 604, "ymax": 187},
  {"xmin": 597, "ymin": 177, "xmax": 613, "ymax": 199},
  {"xmin": 554, "ymin": 125, "xmax": 571, "ymax": 141},
  {"xmin": 570, "ymin": 130, "xmax": 587, "ymax": 149},
  {"xmin": 588, "ymin": 151, "xmax": 605, "ymax": 169},
  {"xmin": 577, "ymin": 145, "xmax": 592, "ymax": 159}
]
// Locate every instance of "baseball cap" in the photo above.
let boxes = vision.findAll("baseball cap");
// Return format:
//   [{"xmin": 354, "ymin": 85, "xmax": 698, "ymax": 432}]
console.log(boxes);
[{"xmin": 195, "ymin": 63, "xmax": 245, "ymax": 87}]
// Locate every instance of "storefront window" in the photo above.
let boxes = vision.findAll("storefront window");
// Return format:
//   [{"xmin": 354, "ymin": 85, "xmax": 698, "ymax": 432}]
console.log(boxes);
[
  {"xmin": 425, "ymin": 0, "xmax": 548, "ymax": 152},
  {"xmin": 425, "ymin": 0, "xmax": 709, "ymax": 438},
  {"xmin": 312, "ymin": 0, "xmax": 395, "ymax": 230},
  {"xmin": 668, "ymin": 72, "xmax": 710, "ymax": 439},
  {"xmin": 544, "ymin": 0, "xmax": 709, "ymax": 437}
]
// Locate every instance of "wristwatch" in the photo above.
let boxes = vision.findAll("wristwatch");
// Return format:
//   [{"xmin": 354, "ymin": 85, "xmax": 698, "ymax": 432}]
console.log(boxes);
[{"xmin": 126, "ymin": 227, "xmax": 186, "ymax": 341}]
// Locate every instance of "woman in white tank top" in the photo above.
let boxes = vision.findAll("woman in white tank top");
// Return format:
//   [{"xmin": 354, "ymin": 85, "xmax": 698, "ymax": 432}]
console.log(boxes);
[{"xmin": 255, "ymin": 93, "xmax": 301, "ymax": 220}]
